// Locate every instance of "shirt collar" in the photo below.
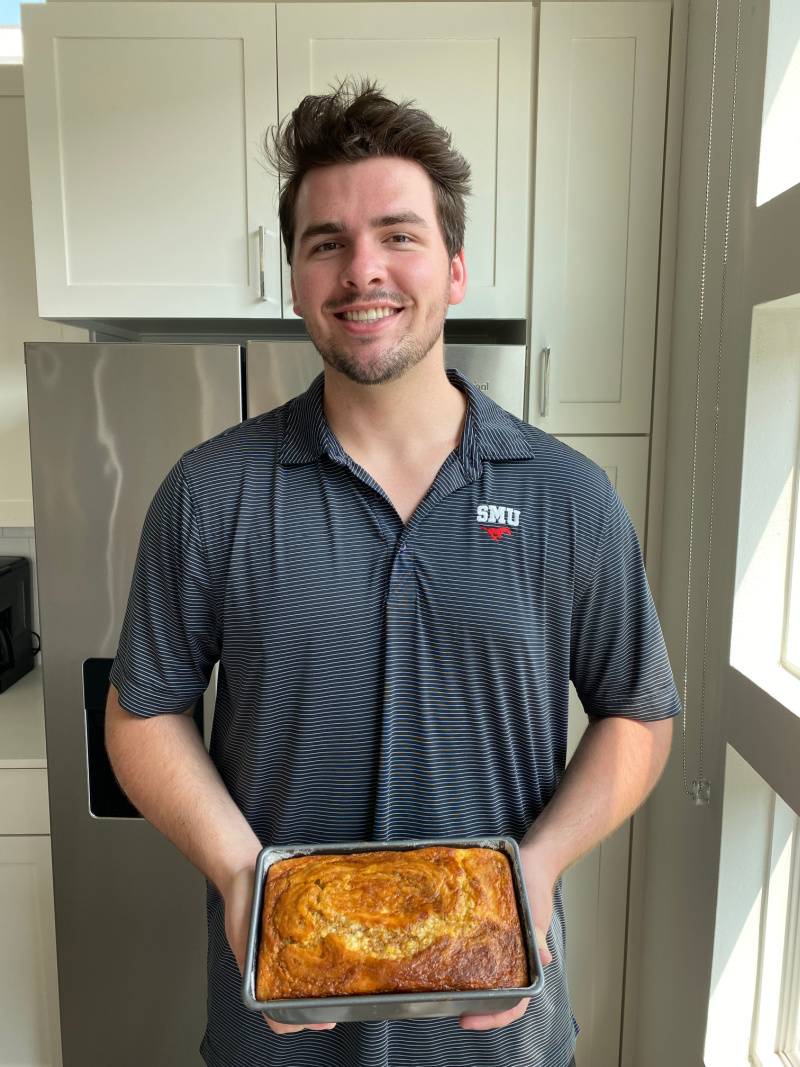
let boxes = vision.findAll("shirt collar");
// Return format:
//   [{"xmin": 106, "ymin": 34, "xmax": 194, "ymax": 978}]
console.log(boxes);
[{"xmin": 279, "ymin": 367, "xmax": 536, "ymax": 475}]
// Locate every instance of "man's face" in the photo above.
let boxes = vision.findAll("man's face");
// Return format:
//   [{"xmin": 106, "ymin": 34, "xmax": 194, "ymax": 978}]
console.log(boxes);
[{"xmin": 290, "ymin": 156, "xmax": 467, "ymax": 385}]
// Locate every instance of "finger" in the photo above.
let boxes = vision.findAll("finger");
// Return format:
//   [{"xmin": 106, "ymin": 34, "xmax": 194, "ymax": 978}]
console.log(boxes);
[
  {"xmin": 535, "ymin": 926, "xmax": 553, "ymax": 966},
  {"xmin": 263, "ymin": 1014, "xmax": 336, "ymax": 1034},
  {"xmin": 459, "ymin": 997, "xmax": 529, "ymax": 1030}
]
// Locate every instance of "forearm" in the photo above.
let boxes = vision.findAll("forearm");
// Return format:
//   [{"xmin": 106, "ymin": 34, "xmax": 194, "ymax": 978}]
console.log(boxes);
[
  {"xmin": 520, "ymin": 714, "xmax": 673, "ymax": 887},
  {"xmin": 105, "ymin": 683, "xmax": 261, "ymax": 896}
]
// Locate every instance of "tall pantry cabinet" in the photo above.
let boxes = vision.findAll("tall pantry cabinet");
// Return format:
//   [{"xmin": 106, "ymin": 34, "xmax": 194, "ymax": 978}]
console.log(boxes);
[
  {"xmin": 10, "ymin": 4, "xmax": 677, "ymax": 1067},
  {"xmin": 531, "ymin": 7, "xmax": 672, "ymax": 1066}
]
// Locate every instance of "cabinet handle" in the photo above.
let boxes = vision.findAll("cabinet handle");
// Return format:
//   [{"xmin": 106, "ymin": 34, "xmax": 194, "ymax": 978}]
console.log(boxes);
[
  {"xmin": 259, "ymin": 226, "xmax": 266, "ymax": 300},
  {"xmin": 540, "ymin": 346, "xmax": 550, "ymax": 417}
]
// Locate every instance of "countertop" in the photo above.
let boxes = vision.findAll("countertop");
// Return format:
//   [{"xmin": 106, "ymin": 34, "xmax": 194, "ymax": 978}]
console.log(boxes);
[{"xmin": 0, "ymin": 664, "xmax": 47, "ymax": 768}]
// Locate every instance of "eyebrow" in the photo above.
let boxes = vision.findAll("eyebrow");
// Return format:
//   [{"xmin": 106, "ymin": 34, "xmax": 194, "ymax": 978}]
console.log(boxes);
[{"xmin": 298, "ymin": 213, "xmax": 430, "ymax": 247}]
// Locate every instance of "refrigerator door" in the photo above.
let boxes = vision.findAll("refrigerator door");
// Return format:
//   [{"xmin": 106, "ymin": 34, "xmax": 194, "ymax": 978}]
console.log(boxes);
[
  {"xmin": 245, "ymin": 341, "xmax": 527, "ymax": 419},
  {"xmin": 25, "ymin": 342, "xmax": 242, "ymax": 1067}
]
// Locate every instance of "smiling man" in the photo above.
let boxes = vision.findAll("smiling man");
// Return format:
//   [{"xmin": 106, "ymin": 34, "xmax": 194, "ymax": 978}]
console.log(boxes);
[{"xmin": 105, "ymin": 79, "xmax": 680, "ymax": 1067}]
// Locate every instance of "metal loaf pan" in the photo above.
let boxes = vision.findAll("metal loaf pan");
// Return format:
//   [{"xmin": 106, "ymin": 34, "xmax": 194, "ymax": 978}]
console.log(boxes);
[{"xmin": 241, "ymin": 836, "xmax": 545, "ymax": 1024}]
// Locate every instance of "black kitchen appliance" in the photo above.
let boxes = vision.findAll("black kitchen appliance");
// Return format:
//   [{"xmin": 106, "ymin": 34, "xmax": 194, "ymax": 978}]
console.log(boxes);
[{"xmin": 0, "ymin": 556, "xmax": 35, "ymax": 692}]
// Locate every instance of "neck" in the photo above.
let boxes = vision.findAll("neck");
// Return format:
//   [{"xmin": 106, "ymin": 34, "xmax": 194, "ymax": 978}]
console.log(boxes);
[{"xmin": 321, "ymin": 347, "xmax": 467, "ymax": 461}]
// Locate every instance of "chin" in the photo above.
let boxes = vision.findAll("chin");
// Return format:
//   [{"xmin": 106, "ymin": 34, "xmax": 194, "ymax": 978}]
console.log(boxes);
[{"xmin": 321, "ymin": 350, "xmax": 418, "ymax": 386}]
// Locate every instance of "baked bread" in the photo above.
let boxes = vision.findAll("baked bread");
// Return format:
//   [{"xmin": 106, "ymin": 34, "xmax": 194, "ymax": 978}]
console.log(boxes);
[{"xmin": 255, "ymin": 845, "xmax": 529, "ymax": 1000}]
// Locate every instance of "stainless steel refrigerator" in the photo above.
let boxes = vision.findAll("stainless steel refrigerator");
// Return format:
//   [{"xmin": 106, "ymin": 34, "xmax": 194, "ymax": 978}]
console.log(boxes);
[{"xmin": 25, "ymin": 339, "xmax": 526, "ymax": 1067}]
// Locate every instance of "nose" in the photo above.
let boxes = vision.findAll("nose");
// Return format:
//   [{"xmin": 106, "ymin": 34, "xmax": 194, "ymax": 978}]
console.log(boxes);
[{"xmin": 339, "ymin": 236, "xmax": 387, "ymax": 291}]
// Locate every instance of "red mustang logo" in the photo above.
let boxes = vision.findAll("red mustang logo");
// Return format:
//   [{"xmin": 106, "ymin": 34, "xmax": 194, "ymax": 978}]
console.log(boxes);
[{"xmin": 480, "ymin": 526, "xmax": 512, "ymax": 542}]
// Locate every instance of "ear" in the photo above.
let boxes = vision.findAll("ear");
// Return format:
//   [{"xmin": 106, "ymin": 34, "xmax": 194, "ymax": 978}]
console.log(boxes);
[{"xmin": 448, "ymin": 248, "xmax": 467, "ymax": 306}]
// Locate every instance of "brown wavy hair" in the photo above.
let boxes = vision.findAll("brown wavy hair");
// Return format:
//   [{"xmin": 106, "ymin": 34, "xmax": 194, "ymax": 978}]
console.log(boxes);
[{"xmin": 262, "ymin": 76, "xmax": 472, "ymax": 266}]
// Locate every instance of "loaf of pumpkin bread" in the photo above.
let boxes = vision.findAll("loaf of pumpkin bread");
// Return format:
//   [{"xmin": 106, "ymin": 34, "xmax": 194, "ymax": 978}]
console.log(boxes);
[{"xmin": 255, "ymin": 845, "xmax": 529, "ymax": 1000}]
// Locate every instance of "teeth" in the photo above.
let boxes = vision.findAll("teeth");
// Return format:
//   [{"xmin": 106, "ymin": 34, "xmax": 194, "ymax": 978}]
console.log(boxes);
[{"xmin": 341, "ymin": 307, "xmax": 399, "ymax": 322}]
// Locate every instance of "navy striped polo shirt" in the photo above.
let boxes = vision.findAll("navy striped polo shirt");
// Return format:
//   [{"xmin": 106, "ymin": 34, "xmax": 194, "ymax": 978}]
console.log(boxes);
[{"xmin": 111, "ymin": 368, "xmax": 681, "ymax": 1067}]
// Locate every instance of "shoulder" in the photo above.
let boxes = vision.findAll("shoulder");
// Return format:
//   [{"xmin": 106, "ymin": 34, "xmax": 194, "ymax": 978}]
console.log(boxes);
[
  {"xmin": 177, "ymin": 402, "xmax": 289, "ymax": 490},
  {"xmin": 486, "ymin": 407, "xmax": 615, "ymax": 512},
  {"xmin": 529, "ymin": 424, "xmax": 610, "ymax": 484}
]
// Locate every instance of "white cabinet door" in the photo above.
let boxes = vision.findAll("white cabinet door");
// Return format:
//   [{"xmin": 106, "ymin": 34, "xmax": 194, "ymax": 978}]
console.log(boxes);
[
  {"xmin": 0, "ymin": 835, "xmax": 62, "ymax": 1067},
  {"xmin": 21, "ymin": 2, "xmax": 281, "ymax": 319},
  {"xmin": 530, "ymin": 3, "xmax": 670, "ymax": 434},
  {"xmin": 277, "ymin": 2, "xmax": 532, "ymax": 320},
  {"xmin": 0, "ymin": 768, "xmax": 50, "ymax": 836},
  {"xmin": 558, "ymin": 435, "xmax": 649, "ymax": 1067}
]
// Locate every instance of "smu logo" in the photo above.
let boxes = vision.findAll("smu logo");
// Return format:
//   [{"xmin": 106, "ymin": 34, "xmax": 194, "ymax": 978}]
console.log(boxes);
[
  {"xmin": 476, "ymin": 505, "xmax": 521, "ymax": 526},
  {"xmin": 476, "ymin": 504, "xmax": 521, "ymax": 542}
]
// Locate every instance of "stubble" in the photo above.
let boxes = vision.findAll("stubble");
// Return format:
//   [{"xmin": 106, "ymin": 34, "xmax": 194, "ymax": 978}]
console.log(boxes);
[{"xmin": 305, "ymin": 279, "xmax": 452, "ymax": 386}]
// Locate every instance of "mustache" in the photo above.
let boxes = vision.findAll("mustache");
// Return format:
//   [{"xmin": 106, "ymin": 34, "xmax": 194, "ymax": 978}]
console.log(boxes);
[{"xmin": 325, "ymin": 292, "xmax": 408, "ymax": 312}]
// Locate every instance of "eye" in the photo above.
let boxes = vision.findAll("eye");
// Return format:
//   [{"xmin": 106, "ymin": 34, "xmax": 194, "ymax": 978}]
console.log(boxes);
[
  {"xmin": 388, "ymin": 234, "xmax": 413, "ymax": 244},
  {"xmin": 314, "ymin": 241, "xmax": 341, "ymax": 253}
]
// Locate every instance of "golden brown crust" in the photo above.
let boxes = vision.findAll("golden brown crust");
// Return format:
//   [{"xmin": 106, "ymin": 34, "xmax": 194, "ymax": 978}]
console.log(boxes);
[{"xmin": 255, "ymin": 846, "xmax": 529, "ymax": 1000}]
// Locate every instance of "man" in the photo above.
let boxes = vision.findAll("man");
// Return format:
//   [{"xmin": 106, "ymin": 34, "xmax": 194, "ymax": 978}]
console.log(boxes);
[{"xmin": 106, "ymin": 79, "xmax": 679, "ymax": 1067}]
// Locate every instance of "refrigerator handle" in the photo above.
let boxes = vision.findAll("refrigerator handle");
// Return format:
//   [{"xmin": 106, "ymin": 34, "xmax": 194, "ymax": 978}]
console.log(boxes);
[
  {"xmin": 259, "ymin": 226, "xmax": 267, "ymax": 301},
  {"xmin": 539, "ymin": 346, "xmax": 550, "ymax": 418}
]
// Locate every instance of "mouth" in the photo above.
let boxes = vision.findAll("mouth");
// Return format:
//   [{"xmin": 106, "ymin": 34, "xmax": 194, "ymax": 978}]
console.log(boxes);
[
  {"xmin": 332, "ymin": 307, "xmax": 407, "ymax": 330},
  {"xmin": 333, "ymin": 306, "xmax": 404, "ymax": 323}
]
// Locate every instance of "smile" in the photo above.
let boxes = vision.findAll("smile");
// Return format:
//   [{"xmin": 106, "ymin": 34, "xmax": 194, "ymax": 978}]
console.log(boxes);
[{"xmin": 335, "ymin": 307, "xmax": 403, "ymax": 322}]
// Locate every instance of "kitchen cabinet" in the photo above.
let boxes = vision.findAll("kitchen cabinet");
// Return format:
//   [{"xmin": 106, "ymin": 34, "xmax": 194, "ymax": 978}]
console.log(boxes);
[
  {"xmin": 0, "ymin": 666, "xmax": 62, "ymax": 1067},
  {"xmin": 20, "ymin": 2, "xmax": 281, "ymax": 319},
  {"xmin": 21, "ymin": 0, "xmax": 530, "ymax": 324},
  {"xmin": 530, "ymin": 2, "xmax": 671, "ymax": 434},
  {"xmin": 276, "ymin": 2, "xmax": 533, "ymax": 320}
]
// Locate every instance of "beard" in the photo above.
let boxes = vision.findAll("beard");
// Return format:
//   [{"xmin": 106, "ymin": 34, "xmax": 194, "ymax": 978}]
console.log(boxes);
[{"xmin": 305, "ymin": 281, "xmax": 451, "ymax": 386}]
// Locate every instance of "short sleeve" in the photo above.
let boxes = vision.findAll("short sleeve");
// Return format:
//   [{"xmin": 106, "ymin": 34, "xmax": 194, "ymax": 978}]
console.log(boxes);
[
  {"xmin": 570, "ymin": 483, "xmax": 681, "ymax": 722},
  {"xmin": 109, "ymin": 458, "xmax": 221, "ymax": 717}
]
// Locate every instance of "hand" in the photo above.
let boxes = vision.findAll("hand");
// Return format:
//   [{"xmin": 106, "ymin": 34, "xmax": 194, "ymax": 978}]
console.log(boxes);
[
  {"xmin": 459, "ymin": 845, "xmax": 554, "ymax": 1032},
  {"xmin": 222, "ymin": 864, "xmax": 336, "ymax": 1036},
  {"xmin": 458, "ymin": 925, "xmax": 548, "ymax": 1030},
  {"xmin": 519, "ymin": 848, "xmax": 555, "ymax": 968}
]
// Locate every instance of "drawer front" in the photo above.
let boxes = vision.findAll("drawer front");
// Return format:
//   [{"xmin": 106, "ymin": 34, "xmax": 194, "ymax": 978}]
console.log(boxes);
[{"xmin": 0, "ymin": 769, "xmax": 50, "ymax": 835}]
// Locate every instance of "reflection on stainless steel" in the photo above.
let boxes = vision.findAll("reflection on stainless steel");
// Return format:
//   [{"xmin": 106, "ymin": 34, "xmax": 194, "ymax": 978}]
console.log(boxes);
[{"xmin": 93, "ymin": 353, "xmax": 124, "ymax": 651}]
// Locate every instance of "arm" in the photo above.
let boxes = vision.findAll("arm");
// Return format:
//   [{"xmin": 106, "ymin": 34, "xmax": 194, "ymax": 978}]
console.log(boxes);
[
  {"xmin": 460, "ymin": 712, "xmax": 673, "ymax": 1031},
  {"xmin": 519, "ymin": 713, "xmax": 673, "ymax": 939},
  {"xmin": 104, "ymin": 684, "xmax": 335, "ymax": 1034}
]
